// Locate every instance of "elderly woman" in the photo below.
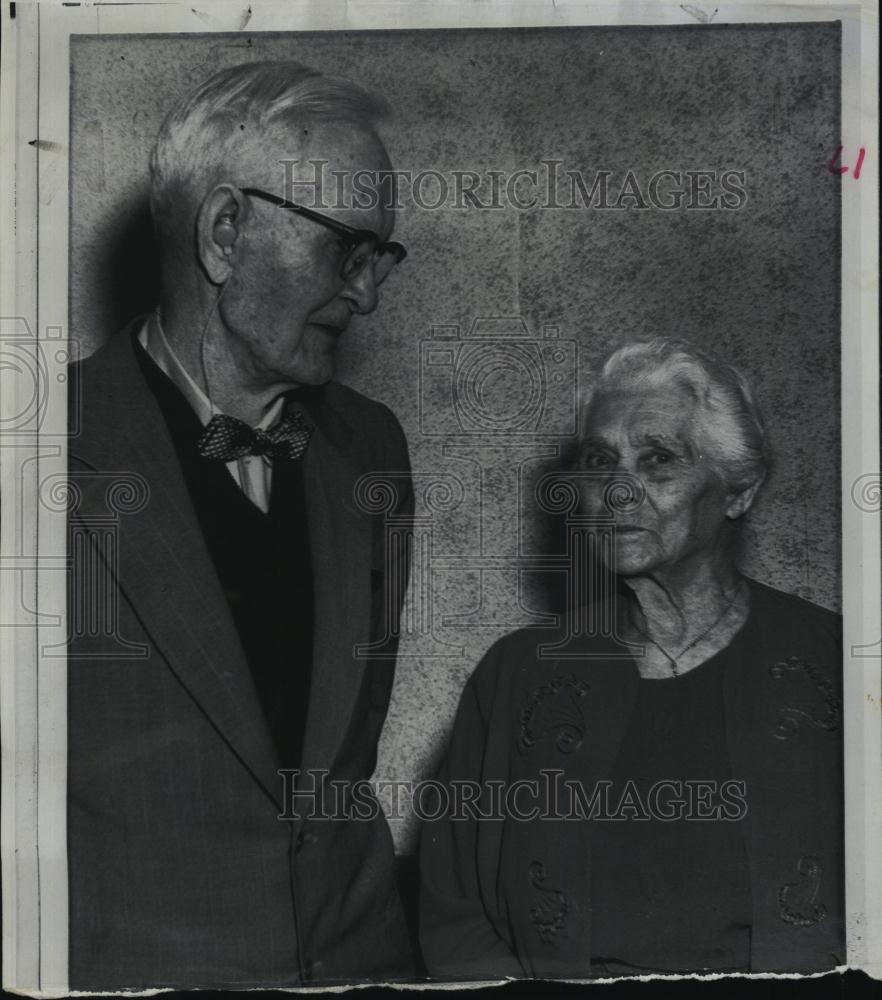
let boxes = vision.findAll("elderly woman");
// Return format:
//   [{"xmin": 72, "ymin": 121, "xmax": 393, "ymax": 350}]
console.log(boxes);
[{"xmin": 418, "ymin": 339, "xmax": 843, "ymax": 980}]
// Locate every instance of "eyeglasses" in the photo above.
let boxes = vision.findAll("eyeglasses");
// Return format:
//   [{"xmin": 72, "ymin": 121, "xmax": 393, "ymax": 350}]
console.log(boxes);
[{"xmin": 241, "ymin": 187, "xmax": 407, "ymax": 284}]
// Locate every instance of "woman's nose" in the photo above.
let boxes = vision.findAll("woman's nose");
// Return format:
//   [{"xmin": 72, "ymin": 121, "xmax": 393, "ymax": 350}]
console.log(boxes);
[{"xmin": 615, "ymin": 455, "xmax": 640, "ymax": 475}]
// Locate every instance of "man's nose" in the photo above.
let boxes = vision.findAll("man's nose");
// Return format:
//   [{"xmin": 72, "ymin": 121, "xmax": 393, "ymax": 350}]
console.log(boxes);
[{"xmin": 341, "ymin": 264, "xmax": 380, "ymax": 315}]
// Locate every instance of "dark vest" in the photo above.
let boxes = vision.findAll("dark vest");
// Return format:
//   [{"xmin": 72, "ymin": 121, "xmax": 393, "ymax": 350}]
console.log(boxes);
[{"xmin": 134, "ymin": 338, "xmax": 314, "ymax": 769}]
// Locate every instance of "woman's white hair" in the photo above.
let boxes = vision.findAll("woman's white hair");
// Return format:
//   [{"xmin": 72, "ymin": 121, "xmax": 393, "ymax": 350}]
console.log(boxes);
[
  {"xmin": 581, "ymin": 338, "xmax": 771, "ymax": 494},
  {"xmin": 149, "ymin": 60, "xmax": 389, "ymax": 247}
]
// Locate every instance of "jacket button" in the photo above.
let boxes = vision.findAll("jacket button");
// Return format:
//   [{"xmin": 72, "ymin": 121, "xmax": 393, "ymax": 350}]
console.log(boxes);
[
  {"xmin": 302, "ymin": 959, "xmax": 323, "ymax": 980},
  {"xmin": 295, "ymin": 830, "xmax": 317, "ymax": 854}
]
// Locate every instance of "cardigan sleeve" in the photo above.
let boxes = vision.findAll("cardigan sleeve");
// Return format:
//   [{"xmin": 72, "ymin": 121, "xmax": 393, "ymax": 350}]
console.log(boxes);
[{"xmin": 418, "ymin": 662, "xmax": 524, "ymax": 981}]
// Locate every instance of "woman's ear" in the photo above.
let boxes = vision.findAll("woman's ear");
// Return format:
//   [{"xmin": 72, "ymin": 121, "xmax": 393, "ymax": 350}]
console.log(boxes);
[
  {"xmin": 725, "ymin": 474, "xmax": 765, "ymax": 520},
  {"xmin": 196, "ymin": 184, "xmax": 249, "ymax": 285}
]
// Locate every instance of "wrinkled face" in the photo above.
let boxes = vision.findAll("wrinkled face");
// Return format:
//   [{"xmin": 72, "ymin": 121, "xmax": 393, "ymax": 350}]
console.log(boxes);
[
  {"xmin": 577, "ymin": 388, "xmax": 734, "ymax": 579},
  {"xmin": 217, "ymin": 123, "xmax": 396, "ymax": 389}
]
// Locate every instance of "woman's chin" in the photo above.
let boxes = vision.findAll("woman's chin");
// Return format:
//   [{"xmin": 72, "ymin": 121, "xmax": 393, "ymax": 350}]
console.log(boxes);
[{"xmin": 608, "ymin": 551, "xmax": 656, "ymax": 577}]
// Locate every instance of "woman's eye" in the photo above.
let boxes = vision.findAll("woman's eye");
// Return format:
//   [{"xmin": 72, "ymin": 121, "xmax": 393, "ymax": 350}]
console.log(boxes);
[
  {"xmin": 647, "ymin": 450, "xmax": 674, "ymax": 465},
  {"xmin": 582, "ymin": 452, "xmax": 611, "ymax": 469}
]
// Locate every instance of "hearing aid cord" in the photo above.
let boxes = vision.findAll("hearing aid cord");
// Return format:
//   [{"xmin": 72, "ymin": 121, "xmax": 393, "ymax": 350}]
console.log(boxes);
[{"xmin": 198, "ymin": 260, "xmax": 231, "ymax": 411}]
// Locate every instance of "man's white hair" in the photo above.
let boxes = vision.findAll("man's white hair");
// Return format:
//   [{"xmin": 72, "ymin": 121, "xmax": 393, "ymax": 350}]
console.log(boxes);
[
  {"xmin": 581, "ymin": 338, "xmax": 770, "ymax": 494},
  {"xmin": 149, "ymin": 60, "xmax": 389, "ymax": 247}
]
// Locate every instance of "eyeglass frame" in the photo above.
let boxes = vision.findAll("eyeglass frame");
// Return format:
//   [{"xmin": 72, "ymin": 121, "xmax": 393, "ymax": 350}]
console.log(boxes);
[{"xmin": 240, "ymin": 187, "xmax": 407, "ymax": 282}]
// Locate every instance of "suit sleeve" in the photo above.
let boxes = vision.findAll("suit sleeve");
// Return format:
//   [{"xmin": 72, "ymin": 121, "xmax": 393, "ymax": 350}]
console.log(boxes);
[{"xmin": 418, "ymin": 656, "xmax": 523, "ymax": 980}]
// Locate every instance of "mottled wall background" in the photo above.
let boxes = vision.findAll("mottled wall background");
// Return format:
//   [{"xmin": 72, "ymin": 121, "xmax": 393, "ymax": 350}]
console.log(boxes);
[{"xmin": 70, "ymin": 24, "xmax": 841, "ymax": 851}]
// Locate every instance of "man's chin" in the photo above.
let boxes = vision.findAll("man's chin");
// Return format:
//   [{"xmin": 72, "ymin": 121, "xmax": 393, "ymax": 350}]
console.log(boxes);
[
  {"xmin": 288, "ymin": 338, "xmax": 340, "ymax": 387},
  {"xmin": 273, "ymin": 345, "xmax": 333, "ymax": 385},
  {"xmin": 286, "ymin": 361, "xmax": 335, "ymax": 388}
]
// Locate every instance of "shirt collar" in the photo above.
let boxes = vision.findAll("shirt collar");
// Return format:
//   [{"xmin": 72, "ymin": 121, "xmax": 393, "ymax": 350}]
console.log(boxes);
[{"xmin": 138, "ymin": 313, "xmax": 285, "ymax": 431}]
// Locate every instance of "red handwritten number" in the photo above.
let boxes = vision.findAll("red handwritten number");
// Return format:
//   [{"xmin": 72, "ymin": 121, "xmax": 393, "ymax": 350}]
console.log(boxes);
[
  {"xmin": 828, "ymin": 145, "xmax": 847, "ymax": 175},
  {"xmin": 853, "ymin": 147, "xmax": 866, "ymax": 180},
  {"xmin": 829, "ymin": 145, "xmax": 866, "ymax": 179}
]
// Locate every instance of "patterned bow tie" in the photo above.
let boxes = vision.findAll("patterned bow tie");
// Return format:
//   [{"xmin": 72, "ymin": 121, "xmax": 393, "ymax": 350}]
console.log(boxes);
[{"xmin": 197, "ymin": 410, "xmax": 313, "ymax": 462}]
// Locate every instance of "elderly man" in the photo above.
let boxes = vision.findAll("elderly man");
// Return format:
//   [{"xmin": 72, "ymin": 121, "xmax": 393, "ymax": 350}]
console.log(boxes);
[{"xmin": 68, "ymin": 61, "xmax": 413, "ymax": 989}]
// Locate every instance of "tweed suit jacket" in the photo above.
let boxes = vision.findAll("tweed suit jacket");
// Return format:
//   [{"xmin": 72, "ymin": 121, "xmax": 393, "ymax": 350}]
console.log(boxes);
[{"xmin": 67, "ymin": 323, "xmax": 414, "ymax": 989}]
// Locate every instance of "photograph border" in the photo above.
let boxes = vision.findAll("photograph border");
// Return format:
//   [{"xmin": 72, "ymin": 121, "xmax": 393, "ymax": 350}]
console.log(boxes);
[{"xmin": 0, "ymin": 0, "xmax": 878, "ymax": 993}]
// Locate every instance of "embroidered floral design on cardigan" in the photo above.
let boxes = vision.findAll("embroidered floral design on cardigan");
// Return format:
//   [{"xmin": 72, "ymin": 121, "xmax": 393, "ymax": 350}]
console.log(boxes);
[
  {"xmin": 518, "ymin": 673, "xmax": 589, "ymax": 755},
  {"xmin": 528, "ymin": 861, "xmax": 569, "ymax": 944},
  {"xmin": 777, "ymin": 856, "xmax": 827, "ymax": 927},
  {"xmin": 769, "ymin": 656, "xmax": 841, "ymax": 740}
]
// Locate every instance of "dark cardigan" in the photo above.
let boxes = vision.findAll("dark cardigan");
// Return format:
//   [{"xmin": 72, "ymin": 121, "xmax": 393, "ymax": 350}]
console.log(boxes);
[{"xmin": 419, "ymin": 579, "xmax": 844, "ymax": 980}]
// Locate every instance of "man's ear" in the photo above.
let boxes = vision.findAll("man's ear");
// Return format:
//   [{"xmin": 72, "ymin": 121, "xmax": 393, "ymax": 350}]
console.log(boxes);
[
  {"xmin": 725, "ymin": 473, "xmax": 765, "ymax": 521},
  {"xmin": 196, "ymin": 184, "xmax": 250, "ymax": 285}
]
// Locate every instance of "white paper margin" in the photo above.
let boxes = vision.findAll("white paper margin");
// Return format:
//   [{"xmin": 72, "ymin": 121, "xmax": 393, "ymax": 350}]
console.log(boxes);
[{"xmin": 0, "ymin": 0, "xmax": 878, "ymax": 994}]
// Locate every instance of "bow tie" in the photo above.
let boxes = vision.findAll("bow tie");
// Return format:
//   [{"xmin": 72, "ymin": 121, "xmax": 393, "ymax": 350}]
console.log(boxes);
[{"xmin": 197, "ymin": 410, "xmax": 313, "ymax": 462}]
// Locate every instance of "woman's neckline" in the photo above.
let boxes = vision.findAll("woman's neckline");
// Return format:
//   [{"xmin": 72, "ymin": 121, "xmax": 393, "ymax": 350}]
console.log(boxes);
[{"xmin": 628, "ymin": 579, "xmax": 755, "ymax": 683}]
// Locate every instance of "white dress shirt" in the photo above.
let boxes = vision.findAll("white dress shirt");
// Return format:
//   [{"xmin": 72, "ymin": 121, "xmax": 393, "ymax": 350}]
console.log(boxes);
[{"xmin": 138, "ymin": 314, "xmax": 285, "ymax": 513}]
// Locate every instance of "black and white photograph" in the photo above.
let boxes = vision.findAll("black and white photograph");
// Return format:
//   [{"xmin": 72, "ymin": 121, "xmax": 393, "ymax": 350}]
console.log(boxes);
[{"xmin": 0, "ymin": 0, "xmax": 879, "ymax": 994}]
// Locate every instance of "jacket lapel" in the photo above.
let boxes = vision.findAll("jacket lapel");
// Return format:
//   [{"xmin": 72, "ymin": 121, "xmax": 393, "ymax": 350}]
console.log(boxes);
[
  {"xmin": 70, "ymin": 328, "xmax": 283, "ymax": 808},
  {"xmin": 298, "ymin": 393, "xmax": 372, "ymax": 775}
]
